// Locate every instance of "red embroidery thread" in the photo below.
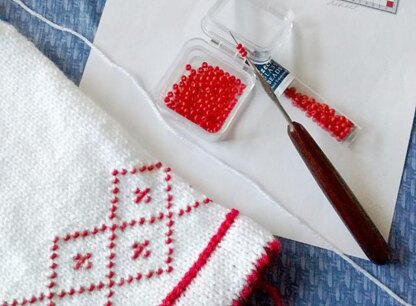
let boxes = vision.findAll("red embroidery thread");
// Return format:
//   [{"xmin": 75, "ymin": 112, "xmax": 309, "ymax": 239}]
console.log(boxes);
[
  {"xmin": 160, "ymin": 209, "xmax": 240, "ymax": 306},
  {"xmin": 231, "ymin": 240, "xmax": 281, "ymax": 306}
]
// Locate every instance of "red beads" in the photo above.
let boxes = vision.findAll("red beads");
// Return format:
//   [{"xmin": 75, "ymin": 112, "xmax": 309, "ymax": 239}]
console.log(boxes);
[
  {"xmin": 236, "ymin": 43, "xmax": 248, "ymax": 58},
  {"xmin": 164, "ymin": 63, "xmax": 246, "ymax": 133},
  {"xmin": 284, "ymin": 87, "xmax": 355, "ymax": 141}
]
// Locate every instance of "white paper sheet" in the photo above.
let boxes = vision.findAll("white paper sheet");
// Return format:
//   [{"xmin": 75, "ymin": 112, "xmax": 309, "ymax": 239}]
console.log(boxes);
[{"xmin": 80, "ymin": 0, "xmax": 416, "ymax": 259}]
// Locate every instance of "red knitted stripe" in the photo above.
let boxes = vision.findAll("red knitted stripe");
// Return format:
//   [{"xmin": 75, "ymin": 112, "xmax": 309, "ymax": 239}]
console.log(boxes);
[
  {"xmin": 160, "ymin": 208, "xmax": 240, "ymax": 306},
  {"xmin": 232, "ymin": 239, "xmax": 282, "ymax": 306}
]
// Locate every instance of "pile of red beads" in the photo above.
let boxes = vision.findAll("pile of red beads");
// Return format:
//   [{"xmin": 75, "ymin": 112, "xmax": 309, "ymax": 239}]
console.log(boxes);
[
  {"xmin": 164, "ymin": 62, "xmax": 246, "ymax": 133},
  {"xmin": 284, "ymin": 87, "xmax": 355, "ymax": 141}
]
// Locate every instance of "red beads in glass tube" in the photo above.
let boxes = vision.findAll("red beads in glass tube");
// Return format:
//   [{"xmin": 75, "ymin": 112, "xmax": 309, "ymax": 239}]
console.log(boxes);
[
  {"xmin": 163, "ymin": 63, "xmax": 246, "ymax": 133},
  {"xmin": 284, "ymin": 87, "xmax": 355, "ymax": 141}
]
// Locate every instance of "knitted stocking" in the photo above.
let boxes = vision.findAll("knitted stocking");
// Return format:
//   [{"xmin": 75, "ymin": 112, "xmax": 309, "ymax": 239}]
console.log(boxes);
[{"xmin": 0, "ymin": 22, "xmax": 280, "ymax": 306}]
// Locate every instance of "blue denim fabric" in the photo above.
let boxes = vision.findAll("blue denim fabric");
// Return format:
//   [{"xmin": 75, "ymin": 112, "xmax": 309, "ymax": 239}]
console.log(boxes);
[{"xmin": 1, "ymin": 1, "xmax": 415, "ymax": 304}]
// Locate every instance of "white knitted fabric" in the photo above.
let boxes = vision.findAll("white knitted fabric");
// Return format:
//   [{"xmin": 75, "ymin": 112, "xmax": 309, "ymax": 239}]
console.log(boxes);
[{"xmin": 0, "ymin": 21, "xmax": 279, "ymax": 306}]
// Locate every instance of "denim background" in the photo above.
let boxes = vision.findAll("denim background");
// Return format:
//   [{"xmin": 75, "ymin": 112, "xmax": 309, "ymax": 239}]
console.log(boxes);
[{"xmin": 1, "ymin": 1, "xmax": 415, "ymax": 304}]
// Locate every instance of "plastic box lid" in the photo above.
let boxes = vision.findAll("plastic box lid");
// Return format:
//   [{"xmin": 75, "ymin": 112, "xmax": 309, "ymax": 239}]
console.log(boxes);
[{"xmin": 202, "ymin": 0, "xmax": 293, "ymax": 64}]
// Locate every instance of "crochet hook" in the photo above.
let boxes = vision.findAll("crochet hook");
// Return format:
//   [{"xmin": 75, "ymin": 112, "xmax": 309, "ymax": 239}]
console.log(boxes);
[{"xmin": 229, "ymin": 32, "xmax": 390, "ymax": 265}]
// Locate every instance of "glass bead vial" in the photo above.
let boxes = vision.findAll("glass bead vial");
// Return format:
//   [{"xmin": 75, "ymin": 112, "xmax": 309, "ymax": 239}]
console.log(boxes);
[{"xmin": 255, "ymin": 59, "xmax": 359, "ymax": 143}]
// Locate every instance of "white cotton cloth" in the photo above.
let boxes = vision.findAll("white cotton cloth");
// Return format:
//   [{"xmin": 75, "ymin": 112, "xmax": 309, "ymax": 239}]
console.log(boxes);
[{"xmin": 0, "ymin": 21, "xmax": 278, "ymax": 306}]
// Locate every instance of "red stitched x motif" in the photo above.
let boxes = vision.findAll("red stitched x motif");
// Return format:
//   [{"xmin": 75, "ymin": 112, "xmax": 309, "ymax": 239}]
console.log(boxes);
[
  {"xmin": 131, "ymin": 240, "xmax": 151, "ymax": 260},
  {"xmin": 134, "ymin": 187, "xmax": 151, "ymax": 204},
  {"xmin": 73, "ymin": 253, "xmax": 92, "ymax": 270}
]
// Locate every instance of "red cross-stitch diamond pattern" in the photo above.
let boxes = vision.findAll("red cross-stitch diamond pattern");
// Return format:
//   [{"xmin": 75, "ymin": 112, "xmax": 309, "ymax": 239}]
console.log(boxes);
[
  {"xmin": 114, "ymin": 220, "xmax": 171, "ymax": 283},
  {"xmin": 53, "ymin": 229, "xmax": 108, "ymax": 295},
  {"xmin": 1, "ymin": 162, "xmax": 214, "ymax": 306},
  {"xmin": 113, "ymin": 165, "xmax": 169, "ymax": 221},
  {"xmin": 45, "ymin": 163, "xmax": 175, "ymax": 306}
]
